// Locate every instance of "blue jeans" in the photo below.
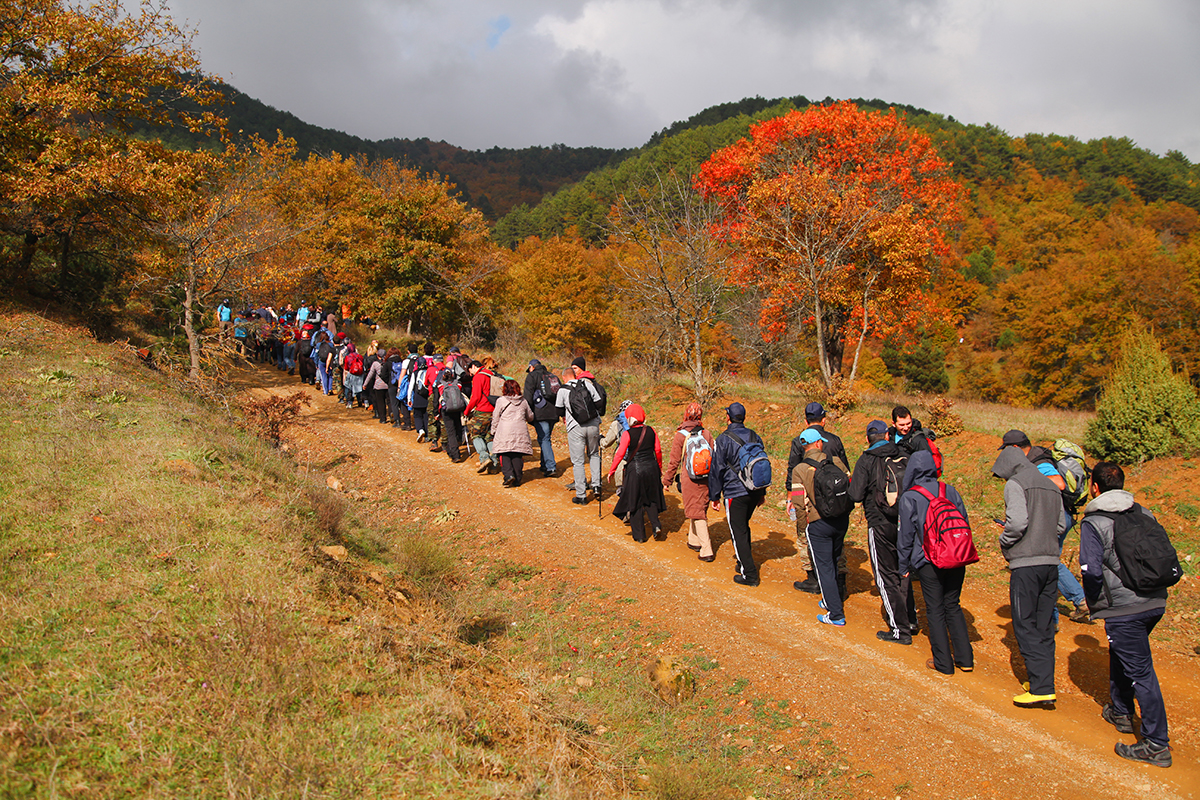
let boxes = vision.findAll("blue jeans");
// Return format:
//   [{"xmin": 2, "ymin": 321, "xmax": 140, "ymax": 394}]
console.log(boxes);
[
  {"xmin": 316, "ymin": 360, "xmax": 331, "ymax": 394},
  {"xmin": 1055, "ymin": 515, "xmax": 1085, "ymax": 624},
  {"xmin": 533, "ymin": 419, "xmax": 556, "ymax": 474}
]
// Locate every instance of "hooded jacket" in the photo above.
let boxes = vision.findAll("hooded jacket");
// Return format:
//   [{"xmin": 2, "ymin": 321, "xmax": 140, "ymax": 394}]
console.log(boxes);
[
  {"xmin": 897, "ymin": 451, "xmax": 970, "ymax": 574},
  {"xmin": 850, "ymin": 439, "xmax": 905, "ymax": 532},
  {"xmin": 991, "ymin": 446, "xmax": 1065, "ymax": 570},
  {"xmin": 1079, "ymin": 489, "xmax": 1168, "ymax": 619}
]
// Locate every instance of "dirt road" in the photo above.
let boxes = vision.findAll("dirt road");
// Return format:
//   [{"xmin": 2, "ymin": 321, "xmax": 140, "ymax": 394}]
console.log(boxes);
[{"xmin": 247, "ymin": 366, "xmax": 1198, "ymax": 798}]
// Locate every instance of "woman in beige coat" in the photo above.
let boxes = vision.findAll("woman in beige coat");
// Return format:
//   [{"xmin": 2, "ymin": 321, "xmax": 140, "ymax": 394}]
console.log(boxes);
[{"xmin": 489, "ymin": 379, "xmax": 534, "ymax": 487}]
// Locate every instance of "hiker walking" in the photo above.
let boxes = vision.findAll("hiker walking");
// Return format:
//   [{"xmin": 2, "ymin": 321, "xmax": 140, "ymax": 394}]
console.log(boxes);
[
  {"xmin": 898, "ymin": 450, "xmax": 976, "ymax": 674},
  {"xmin": 993, "ymin": 439, "xmax": 1066, "ymax": 708},
  {"xmin": 1079, "ymin": 461, "xmax": 1175, "ymax": 768},
  {"xmin": 600, "ymin": 400, "xmax": 634, "ymax": 494},
  {"xmin": 709, "ymin": 402, "xmax": 769, "ymax": 587},
  {"xmin": 556, "ymin": 366, "xmax": 604, "ymax": 505},
  {"xmin": 786, "ymin": 402, "xmax": 850, "ymax": 593},
  {"xmin": 608, "ymin": 404, "xmax": 666, "ymax": 542},
  {"xmin": 465, "ymin": 358, "xmax": 499, "ymax": 474},
  {"xmin": 490, "ymin": 379, "xmax": 535, "ymax": 487},
  {"xmin": 789, "ymin": 428, "xmax": 853, "ymax": 625},
  {"xmin": 662, "ymin": 402, "xmax": 716, "ymax": 562},
  {"xmin": 523, "ymin": 358, "xmax": 560, "ymax": 477},
  {"xmin": 851, "ymin": 420, "xmax": 918, "ymax": 644}
]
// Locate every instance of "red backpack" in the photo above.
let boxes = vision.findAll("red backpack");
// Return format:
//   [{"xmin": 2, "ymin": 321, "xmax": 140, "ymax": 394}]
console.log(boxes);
[
  {"xmin": 912, "ymin": 483, "xmax": 978, "ymax": 569},
  {"xmin": 344, "ymin": 351, "xmax": 364, "ymax": 376}
]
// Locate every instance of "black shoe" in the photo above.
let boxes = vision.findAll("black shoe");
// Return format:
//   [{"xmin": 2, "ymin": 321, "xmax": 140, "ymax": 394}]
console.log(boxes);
[
  {"xmin": 794, "ymin": 572, "xmax": 820, "ymax": 594},
  {"xmin": 876, "ymin": 629, "xmax": 913, "ymax": 645},
  {"xmin": 1115, "ymin": 739, "xmax": 1171, "ymax": 768},
  {"xmin": 733, "ymin": 574, "xmax": 760, "ymax": 587},
  {"xmin": 592, "ymin": 485, "xmax": 603, "ymax": 501},
  {"xmin": 572, "ymin": 496, "xmax": 588, "ymax": 505},
  {"xmin": 1102, "ymin": 704, "xmax": 1135, "ymax": 734}
]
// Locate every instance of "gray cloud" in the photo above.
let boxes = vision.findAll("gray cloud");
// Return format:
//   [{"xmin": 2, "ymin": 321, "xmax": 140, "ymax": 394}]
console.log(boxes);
[{"xmin": 166, "ymin": 0, "xmax": 1200, "ymax": 159}]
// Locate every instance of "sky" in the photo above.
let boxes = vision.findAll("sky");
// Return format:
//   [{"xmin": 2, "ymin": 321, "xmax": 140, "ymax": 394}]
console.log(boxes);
[{"xmin": 164, "ymin": 0, "xmax": 1200, "ymax": 160}]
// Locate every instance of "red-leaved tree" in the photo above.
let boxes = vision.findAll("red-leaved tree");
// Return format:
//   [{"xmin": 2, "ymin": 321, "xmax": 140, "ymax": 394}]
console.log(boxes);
[{"xmin": 696, "ymin": 102, "xmax": 962, "ymax": 387}]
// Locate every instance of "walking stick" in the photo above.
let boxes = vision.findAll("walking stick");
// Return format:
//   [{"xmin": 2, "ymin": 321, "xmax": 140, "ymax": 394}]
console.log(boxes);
[{"xmin": 597, "ymin": 443, "xmax": 603, "ymax": 520}]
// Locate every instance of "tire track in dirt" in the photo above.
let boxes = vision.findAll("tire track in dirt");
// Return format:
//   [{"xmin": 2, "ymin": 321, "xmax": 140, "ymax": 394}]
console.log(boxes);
[{"xmin": 245, "ymin": 367, "xmax": 1197, "ymax": 799}]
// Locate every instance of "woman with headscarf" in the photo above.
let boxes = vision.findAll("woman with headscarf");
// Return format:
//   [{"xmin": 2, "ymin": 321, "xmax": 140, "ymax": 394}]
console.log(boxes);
[
  {"xmin": 600, "ymin": 400, "xmax": 634, "ymax": 495},
  {"xmin": 662, "ymin": 402, "xmax": 716, "ymax": 561},
  {"xmin": 489, "ymin": 379, "xmax": 534, "ymax": 487},
  {"xmin": 607, "ymin": 404, "xmax": 666, "ymax": 543}
]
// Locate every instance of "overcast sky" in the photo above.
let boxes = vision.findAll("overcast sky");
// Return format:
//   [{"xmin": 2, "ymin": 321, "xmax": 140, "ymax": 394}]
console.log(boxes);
[{"xmin": 165, "ymin": 0, "xmax": 1200, "ymax": 160}]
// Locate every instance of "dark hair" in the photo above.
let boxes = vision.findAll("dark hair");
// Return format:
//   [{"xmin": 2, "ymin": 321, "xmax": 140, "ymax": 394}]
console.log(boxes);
[
  {"xmin": 470, "ymin": 360, "xmax": 483, "ymax": 370},
  {"xmin": 423, "ymin": 342, "xmax": 434, "ymax": 356},
  {"xmin": 386, "ymin": 347, "xmax": 401, "ymax": 358},
  {"xmin": 806, "ymin": 411, "xmax": 825, "ymax": 423},
  {"xmin": 1091, "ymin": 461, "xmax": 1125, "ymax": 493},
  {"xmin": 892, "ymin": 405, "xmax": 911, "ymax": 422},
  {"xmin": 407, "ymin": 341, "xmax": 418, "ymax": 354},
  {"xmin": 502, "ymin": 379, "xmax": 521, "ymax": 396},
  {"xmin": 867, "ymin": 432, "xmax": 888, "ymax": 445}
]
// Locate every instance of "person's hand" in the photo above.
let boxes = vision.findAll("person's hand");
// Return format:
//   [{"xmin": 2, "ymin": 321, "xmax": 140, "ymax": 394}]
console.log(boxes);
[{"xmin": 710, "ymin": 500, "xmax": 722, "ymax": 512}]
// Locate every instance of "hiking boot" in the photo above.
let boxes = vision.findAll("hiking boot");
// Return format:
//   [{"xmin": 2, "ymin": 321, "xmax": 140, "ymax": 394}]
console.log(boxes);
[
  {"xmin": 592, "ymin": 485, "xmax": 603, "ymax": 501},
  {"xmin": 733, "ymin": 574, "xmax": 760, "ymax": 587},
  {"xmin": 1115, "ymin": 739, "xmax": 1171, "ymax": 768},
  {"xmin": 1012, "ymin": 691, "xmax": 1056, "ymax": 708},
  {"xmin": 1102, "ymin": 704, "xmax": 1135, "ymax": 734},
  {"xmin": 416, "ymin": 430, "xmax": 426, "ymax": 443},
  {"xmin": 793, "ymin": 571, "xmax": 821, "ymax": 594},
  {"xmin": 429, "ymin": 443, "xmax": 443, "ymax": 453},
  {"xmin": 876, "ymin": 630, "xmax": 913, "ymax": 645},
  {"xmin": 476, "ymin": 461, "xmax": 490, "ymax": 474},
  {"xmin": 1069, "ymin": 603, "xmax": 1091, "ymax": 623},
  {"xmin": 487, "ymin": 462, "xmax": 500, "ymax": 475},
  {"xmin": 816, "ymin": 614, "xmax": 845, "ymax": 627},
  {"xmin": 572, "ymin": 496, "xmax": 588, "ymax": 505}
]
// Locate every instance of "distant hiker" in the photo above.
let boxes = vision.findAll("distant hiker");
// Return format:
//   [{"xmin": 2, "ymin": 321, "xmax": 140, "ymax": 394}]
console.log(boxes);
[
  {"xmin": 411, "ymin": 342, "xmax": 435, "ymax": 443},
  {"xmin": 851, "ymin": 420, "xmax": 918, "ymax": 644},
  {"xmin": 297, "ymin": 327, "xmax": 316, "ymax": 385},
  {"xmin": 709, "ymin": 402, "xmax": 769, "ymax": 587},
  {"xmin": 898, "ymin": 450, "xmax": 975, "ymax": 674},
  {"xmin": 342, "ymin": 340, "xmax": 365, "ymax": 409},
  {"xmin": 364, "ymin": 346, "xmax": 389, "ymax": 424},
  {"xmin": 1001, "ymin": 429, "xmax": 1090, "ymax": 625},
  {"xmin": 786, "ymin": 401, "xmax": 850, "ymax": 593},
  {"xmin": 465, "ymin": 357, "xmax": 499, "ymax": 474},
  {"xmin": 609, "ymin": 404, "xmax": 666, "ymax": 543},
  {"xmin": 523, "ymin": 358, "xmax": 560, "ymax": 476},
  {"xmin": 662, "ymin": 402, "xmax": 716, "ymax": 562},
  {"xmin": 296, "ymin": 302, "xmax": 310, "ymax": 328},
  {"xmin": 217, "ymin": 298, "xmax": 233, "ymax": 340},
  {"xmin": 993, "ymin": 442, "xmax": 1066, "ymax": 708},
  {"xmin": 601, "ymin": 400, "xmax": 635, "ymax": 493},
  {"xmin": 557, "ymin": 366, "xmax": 603, "ymax": 505},
  {"xmin": 433, "ymin": 366, "xmax": 465, "ymax": 462},
  {"xmin": 1079, "ymin": 461, "xmax": 1174, "ymax": 768},
  {"xmin": 386, "ymin": 346, "xmax": 409, "ymax": 429},
  {"xmin": 314, "ymin": 330, "xmax": 333, "ymax": 395},
  {"xmin": 490, "ymin": 379, "xmax": 535, "ymax": 487},
  {"xmin": 789, "ymin": 428, "xmax": 853, "ymax": 625}
]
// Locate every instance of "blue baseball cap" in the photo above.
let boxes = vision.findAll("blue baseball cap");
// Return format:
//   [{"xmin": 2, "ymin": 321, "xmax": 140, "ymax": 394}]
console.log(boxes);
[
  {"xmin": 725, "ymin": 402, "xmax": 746, "ymax": 420},
  {"xmin": 799, "ymin": 428, "xmax": 828, "ymax": 445},
  {"xmin": 866, "ymin": 420, "xmax": 888, "ymax": 436}
]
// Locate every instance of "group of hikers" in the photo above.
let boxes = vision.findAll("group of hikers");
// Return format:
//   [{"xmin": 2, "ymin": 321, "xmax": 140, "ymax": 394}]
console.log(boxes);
[{"xmin": 232, "ymin": 301, "xmax": 1178, "ymax": 770}]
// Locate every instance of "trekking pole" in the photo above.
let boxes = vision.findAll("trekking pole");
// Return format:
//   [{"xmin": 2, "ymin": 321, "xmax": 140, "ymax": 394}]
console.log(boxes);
[{"xmin": 598, "ymin": 445, "xmax": 603, "ymax": 520}]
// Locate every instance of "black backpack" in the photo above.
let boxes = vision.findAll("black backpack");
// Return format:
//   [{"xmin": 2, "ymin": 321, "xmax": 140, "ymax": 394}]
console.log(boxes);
[
  {"xmin": 1091, "ymin": 505, "xmax": 1183, "ymax": 593},
  {"xmin": 872, "ymin": 452, "xmax": 908, "ymax": 520},
  {"xmin": 803, "ymin": 458, "xmax": 854, "ymax": 519},
  {"xmin": 532, "ymin": 369, "xmax": 562, "ymax": 409},
  {"xmin": 568, "ymin": 378, "xmax": 603, "ymax": 421}
]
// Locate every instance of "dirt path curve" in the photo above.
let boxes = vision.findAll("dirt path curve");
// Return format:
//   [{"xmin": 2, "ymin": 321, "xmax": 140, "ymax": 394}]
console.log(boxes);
[{"xmin": 245, "ymin": 367, "xmax": 1197, "ymax": 798}]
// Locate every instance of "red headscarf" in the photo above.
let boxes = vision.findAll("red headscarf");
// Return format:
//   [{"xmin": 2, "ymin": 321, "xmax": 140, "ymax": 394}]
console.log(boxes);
[
  {"xmin": 683, "ymin": 402, "xmax": 703, "ymax": 422},
  {"xmin": 624, "ymin": 403, "xmax": 645, "ymax": 425}
]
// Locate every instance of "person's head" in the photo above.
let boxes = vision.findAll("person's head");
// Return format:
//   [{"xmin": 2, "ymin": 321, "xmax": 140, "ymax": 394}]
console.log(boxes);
[
  {"xmin": 571, "ymin": 356, "xmax": 586, "ymax": 372},
  {"xmin": 481, "ymin": 355, "xmax": 497, "ymax": 371},
  {"xmin": 1090, "ymin": 461, "xmax": 1125, "ymax": 496},
  {"xmin": 866, "ymin": 419, "xmax": 888, "ymax": 445},
  {"xmin": 799, "ymin": 427, "xmax": 826, "ymax": 453},
  {"xmin": 892, "ymin": 405, "xmax": 913, "ymax": 435},
  {"xmin": 725, "ymin": 402, "xmax": 746, "ymax": 424},
  {"xmin": 448, "ymin": 346, "xmax": 461, "ymax": 355},
  {"xmin": 502, "ymin": 378, "xmax": 521, "ymax": 396},
  {"xmin": 624, "ymin": 404, "xmax": 646, "ymax": 426},
  {"xmin": 805, "ymin": 401, "xmax": 827, "ymax": 425},
  {"xmin": 407, "ymin": 341, "xmax": 418, "ymax": 354},
  {"xmin": 469, "ymin": 361, "xmax": 482, "ymax": 375},
  {"xmin": 998, "ymin": 429, "xmax": 1032, "ymax": 453},
  {"xmin": 561, "ymin": 367, "xmax": 575, "ymax": 383},
  {"xmin": 527, "ymin": 358, "xmax": 541, "ymax": 373},
  {"xmin": 683, "ymin": 402, "xmax": 703, "ymax": 422},
  {"xmin": 423, "ymin": 342, "xmax": 434, "ymax": 356},
  {"xmin": 345, "ymin": 340, "xmax": 356, "ymax": 352},
  {"xmin": 387, "ymin": 347, "xmax": 401, "ymax": 359}
]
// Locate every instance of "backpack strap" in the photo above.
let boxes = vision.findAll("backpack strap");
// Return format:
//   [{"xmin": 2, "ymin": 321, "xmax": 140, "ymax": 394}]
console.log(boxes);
[{"xmin": 911, "ymin": 484, "xmax": 935, "ymax": 502}]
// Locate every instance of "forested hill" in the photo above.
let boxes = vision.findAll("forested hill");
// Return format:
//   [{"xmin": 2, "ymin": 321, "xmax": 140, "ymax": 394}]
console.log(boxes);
[{"xmin": 137, "ymin": 81, "xmax": 631, "ymax": 221}]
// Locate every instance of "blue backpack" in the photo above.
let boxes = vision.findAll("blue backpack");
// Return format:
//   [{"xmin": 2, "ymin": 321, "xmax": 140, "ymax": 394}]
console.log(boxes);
[{"xmin": 725, "ymin": 430, "xmax": 772, "ymax": 491}]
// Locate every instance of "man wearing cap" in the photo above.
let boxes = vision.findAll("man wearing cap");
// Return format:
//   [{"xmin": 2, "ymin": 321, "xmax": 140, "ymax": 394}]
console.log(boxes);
[
  {"xmin": 523, "ymin": 358, "xmax": 560, "ymax": 476},
  {"xmin": 709, "ymin": 402, "xmax": 768, "ymax": 586},
  {"xmin": 786, "ymin": 401, "xmax": 850, "ymax": 594},
  {"xmin": 851, "ymin": 420, "xmax": 917, "ymax": 644},
  {"xmin": 993, "ymin": 435, "xmax": 1067, "ymax": 708},
  {"xmin": 789, "ymin": 428, "xmax": 852, "ymax": 624}
]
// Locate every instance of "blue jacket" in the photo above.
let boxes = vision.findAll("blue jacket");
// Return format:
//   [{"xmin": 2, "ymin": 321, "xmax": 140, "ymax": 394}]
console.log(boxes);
[
  {"xmin": 709, "ymin": 422, "xmax": 765, "ymax": 503},
  {"xmin": 897, "ymin": 451, "xmax": 971, "ymax": 574}
]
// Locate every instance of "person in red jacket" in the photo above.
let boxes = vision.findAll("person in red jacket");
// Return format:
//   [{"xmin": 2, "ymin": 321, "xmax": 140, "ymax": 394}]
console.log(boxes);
[
  {"xmin": 464, "ymin": 357, "xmax": 499, "ymax": 474},
  {"xmin": 607, "ymin": 404, "xmax": 665, "ymax": 543}
]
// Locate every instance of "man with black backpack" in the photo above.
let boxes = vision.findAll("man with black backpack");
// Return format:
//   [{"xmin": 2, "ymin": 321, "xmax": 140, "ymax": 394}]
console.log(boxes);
[
  {"xmin": 709, "ymin": 402, "xmax": 770, "ymax": 587},
  {"xmin": 851, "ymin": 420, "xmax": 917, "ymax": 644},
  {"xmin": 786, "ymin": 402, "xmax": 851, "ymax": 593},
  {"xmin": 557, "ymin": 367, "xmax": 604, "ymax": 504},
  {"xmin": 1079, "ymin": 461, "xmax": 1177, "ymax": 768},
  {"xmin": 524, "ymin": 358, "xmax": 560, "ymax": 477},
  {"xmin": 789, "ymin": 428, "xmax": 853, "ymax": 623}
]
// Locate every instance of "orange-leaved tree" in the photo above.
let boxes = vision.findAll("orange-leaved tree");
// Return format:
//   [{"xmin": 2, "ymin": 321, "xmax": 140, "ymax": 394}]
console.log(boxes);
[{"xmin": 696, "ymin": 102, "xmax": 962, "ymax": 388}]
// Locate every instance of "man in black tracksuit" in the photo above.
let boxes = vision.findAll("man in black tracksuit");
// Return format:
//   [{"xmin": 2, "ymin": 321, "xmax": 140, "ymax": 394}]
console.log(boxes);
[
  {"xmin": 786, "ymin": 401, "xmax": 849, "ymax": 593},
  {"xmin": 993, "ymin": 444, "xmax": 1065, "ymax": 707},
  {"xmin": 709, "ymin": 402, "xmax": 767, "ymax": 587},
  {"xmin": 1079, "ymin": 461, "xmax": 1172, "ymax": 768},
  {"xmin": 851, "ymin": 420, "xmax": 917, "ymax": 644}
]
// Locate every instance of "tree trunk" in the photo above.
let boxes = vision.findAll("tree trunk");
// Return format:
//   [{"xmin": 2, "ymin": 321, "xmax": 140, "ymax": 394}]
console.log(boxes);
[
  {"xmin": 811, "ymin": 293, "xmax": 833, "ymax": 389},
  {"xmin": 183, "ymin": 266, "xmax": 202, "ymax": 381},
  {"xmin": 14, "ymin": 232, "xmax": 39, "ymax": 287},
  {"xmin": 57, "ymin": 231, "xmax": 72, "ymax": 298}
]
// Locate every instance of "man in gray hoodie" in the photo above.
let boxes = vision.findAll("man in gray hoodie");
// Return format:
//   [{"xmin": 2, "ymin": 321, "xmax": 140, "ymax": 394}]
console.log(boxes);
[
  {"xmin": 992, "ymin": 444, "xmax": 1066, "ymax": 707},
  {"xmin": 1079, "ymin": 461, "xmax": 1172, "ymax": 768}
]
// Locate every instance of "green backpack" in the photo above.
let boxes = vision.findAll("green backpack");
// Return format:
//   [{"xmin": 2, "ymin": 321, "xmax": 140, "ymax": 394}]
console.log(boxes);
[{"xmin": 1052, "ymin": 439, "xmax": 1090, "ymax": 513}]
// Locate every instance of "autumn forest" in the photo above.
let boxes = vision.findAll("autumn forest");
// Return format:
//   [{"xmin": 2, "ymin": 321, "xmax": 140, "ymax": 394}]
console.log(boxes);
[{"xmin": 5, "ymin": 0, "xmax": 1200, "ymax": 415}]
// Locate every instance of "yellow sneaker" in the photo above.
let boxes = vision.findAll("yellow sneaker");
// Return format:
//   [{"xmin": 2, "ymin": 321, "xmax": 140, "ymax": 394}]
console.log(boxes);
[{"xmin": 1013, "ymin": 691, "xmax": 1056, "ymax": 708}]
